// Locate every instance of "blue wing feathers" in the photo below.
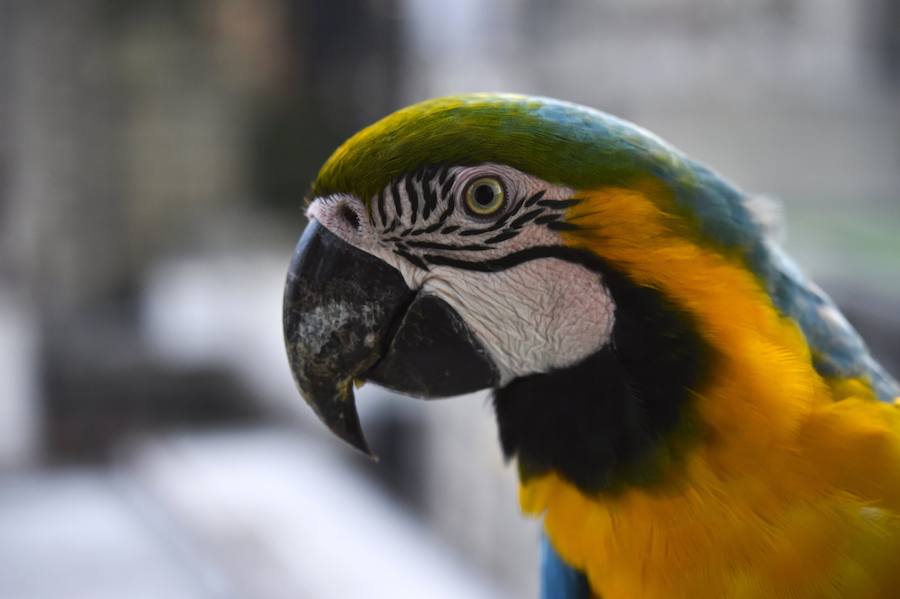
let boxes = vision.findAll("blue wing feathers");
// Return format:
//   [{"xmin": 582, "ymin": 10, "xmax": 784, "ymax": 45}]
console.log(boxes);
[{"xmin": 540, "ymin": 533, "xmax": 593, "ymax": 599}]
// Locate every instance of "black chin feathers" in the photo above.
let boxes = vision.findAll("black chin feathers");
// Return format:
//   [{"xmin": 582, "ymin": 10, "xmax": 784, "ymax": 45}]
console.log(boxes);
[{"xmin": 492, "ymin": 262, "xmax": 714, "ymax": 494}]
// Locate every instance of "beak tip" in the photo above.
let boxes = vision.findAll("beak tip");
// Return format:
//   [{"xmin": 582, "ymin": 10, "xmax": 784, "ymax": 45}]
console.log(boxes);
[
  {"xmin": 301, "ymin": 382, "xmax": 377, "ymax": 459},
  {"xmin": 326, "ymin": 415, "xmax": 376, "ymax": 459}
]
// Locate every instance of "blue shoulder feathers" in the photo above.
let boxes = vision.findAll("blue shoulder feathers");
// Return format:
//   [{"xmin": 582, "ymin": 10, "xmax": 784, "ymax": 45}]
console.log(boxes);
[{"xmin": 540, "ymin": 533, "xmax": 592, "ymax": 599}]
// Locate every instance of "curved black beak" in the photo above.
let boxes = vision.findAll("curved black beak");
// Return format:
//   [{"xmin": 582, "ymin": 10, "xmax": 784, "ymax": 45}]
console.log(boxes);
[
  {"xmin": 283, "ymin": 221, "xmax": 412, "ymax": 455},
  {"xmin": 283, "ymin": 220, "xmax": 499, "ymax": 456}
]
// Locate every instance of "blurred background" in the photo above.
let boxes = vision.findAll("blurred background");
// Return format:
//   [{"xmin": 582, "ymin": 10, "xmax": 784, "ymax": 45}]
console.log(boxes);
[{"xmin": 0, "ymin": 0, "xmax": 898, "ymax": 597}]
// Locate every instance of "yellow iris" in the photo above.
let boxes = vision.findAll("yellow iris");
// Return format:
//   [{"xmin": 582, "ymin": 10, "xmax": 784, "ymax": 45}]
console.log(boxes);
[{"xmin": 464, "ymin": 177, "xmax": 506, "ymax": 216}]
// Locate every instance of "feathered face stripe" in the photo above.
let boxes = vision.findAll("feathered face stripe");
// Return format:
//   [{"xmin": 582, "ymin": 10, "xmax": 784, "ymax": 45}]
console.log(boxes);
[{"xmin": 369, "ymin": 164, "xmax": 581, "ymax": 270}]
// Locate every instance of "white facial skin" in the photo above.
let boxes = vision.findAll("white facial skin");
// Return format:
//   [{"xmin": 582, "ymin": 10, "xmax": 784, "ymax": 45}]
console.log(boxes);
[{"xmin": 308, "ymin": 164, "xmax": 616, "ymax": 385}]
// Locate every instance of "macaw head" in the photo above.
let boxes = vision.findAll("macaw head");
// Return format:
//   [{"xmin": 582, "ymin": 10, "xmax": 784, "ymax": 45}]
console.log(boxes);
[{"xmin": 283, "ymin": 94, "xmax": 898, "ymax": 492}]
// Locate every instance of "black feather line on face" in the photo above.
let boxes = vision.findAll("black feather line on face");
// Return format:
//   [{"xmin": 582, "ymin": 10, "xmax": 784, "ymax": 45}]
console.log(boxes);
[
  {"xmin": 421, "ymin": 245, "xmax": 597, "ymax": 272},
  {"xmin": 422, "ymin": 167, "xmax": 438, "ymax": 220},
  {"xmin": 546, "ymin": 221, "xmax": 580, "ymax": 231},
  {"xmin": 396, "ymin": 250, "xmax": 430, "ymax": 270},
  {"xmin": 509, "ymin": 208, "xmax": 545, "ymax": 229},
  {"xmin": 459, "ymin": 224, "xmax": 502, "ymax": 236},
  {"xmin": 390, "ymin": 180, "xmax": 403, "ymax": 221},
  {"xmin": 537, "ymin": 198, "xmax": 582, "ymax": 209},
  {"xmin": 440, "ymin": 173, "xmax": 456, "ymax": 200},
  {"xmin": 437, "ymin": 195, "xmax": 456, "ymax": 224},
  {"xmin": 421, "ymin": 221, "xmax": 444, "ymax": 234},
  {"xmin": 534, "ymin": 214, "xmax": 561, "ymax": 225},
  {"xmin": 524, "ymin": 190, "xmax": 546, "ymax": 207},
  {"xmin": 404, "ymin": 177, "xmax": 420, "ymax": 225},
  {"xmin": 376, "ymin": 188, "xmax": 388, "ymax": 227},
  {"xmin": 428, "ymin": 176, "xmax": 456, "ymax": 229},
  {"xmin": 438, "ymin": 164, "xmax": 450, "ymax": 186},
  {"xmin": 484, "ymin": 230, "xmax": 520, "ymax": 244},
  {"xmin": 407, "ymin": 240, "xmax": 492, "ymax": 252}
]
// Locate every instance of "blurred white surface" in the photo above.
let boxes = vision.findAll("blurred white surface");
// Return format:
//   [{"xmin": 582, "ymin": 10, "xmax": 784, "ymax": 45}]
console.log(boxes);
[
  {"xmin": 0, "ymin": 470, "xmax": 215, "ymax": 599},
  {"xmin": 128, "ymin": 429, "xmax": 511, "ymax": 599},
  {"xmin": 0, "ymin": 429, "xmax": 513, "ymax": 599}
]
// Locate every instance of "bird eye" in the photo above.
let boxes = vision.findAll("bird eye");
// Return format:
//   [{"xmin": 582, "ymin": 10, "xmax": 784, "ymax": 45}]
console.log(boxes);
[{"xmin": 464, "ymin": 177, "xmax": 506, "ymax": 216}]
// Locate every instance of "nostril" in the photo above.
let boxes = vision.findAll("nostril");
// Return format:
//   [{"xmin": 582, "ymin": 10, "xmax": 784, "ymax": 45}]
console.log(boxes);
[{"xmin": 340, "ymin": 205, "xmax": 361, "ymax": 231}]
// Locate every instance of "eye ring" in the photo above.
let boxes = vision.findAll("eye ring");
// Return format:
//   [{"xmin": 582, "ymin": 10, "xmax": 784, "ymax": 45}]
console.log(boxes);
[{"xmin": 464, "ymin": 176, "xmax": 506, "ymax": 217}]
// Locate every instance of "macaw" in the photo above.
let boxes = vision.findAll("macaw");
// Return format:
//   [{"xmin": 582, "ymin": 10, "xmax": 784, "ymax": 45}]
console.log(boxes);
[{"xmin": 282, "ymin": 94, "xmax": 900, "ymax": 598}]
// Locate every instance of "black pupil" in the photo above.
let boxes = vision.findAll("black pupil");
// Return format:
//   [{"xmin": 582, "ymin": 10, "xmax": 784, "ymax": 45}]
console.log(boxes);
[{"xmin": 473, "ymin": 184, "xmax": 495, "ymax": 206}]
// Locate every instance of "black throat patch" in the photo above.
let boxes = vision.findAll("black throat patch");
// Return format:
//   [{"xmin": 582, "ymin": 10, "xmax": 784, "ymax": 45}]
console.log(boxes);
[{"xmin": 492, "ymin": 261, "xmax": 715, "ymax": 494}]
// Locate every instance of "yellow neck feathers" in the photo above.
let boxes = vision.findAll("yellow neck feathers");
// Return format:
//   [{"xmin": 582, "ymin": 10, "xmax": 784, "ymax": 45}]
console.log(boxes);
[{"xmin": 521, "ymin": 185, "xmax": 900, "ymax": 598}]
